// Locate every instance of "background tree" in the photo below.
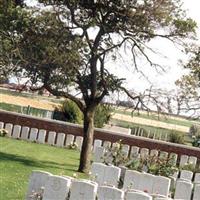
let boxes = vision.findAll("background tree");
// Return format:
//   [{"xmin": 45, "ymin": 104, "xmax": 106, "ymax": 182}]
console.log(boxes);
[
  {"xmin": 53, "ymin": 100, "xmax": 83, "ymax": 124},
  {"xmin": 0, "ymin": 0, "xmax": 197, "ymax": 173},
  {"xmin": 0, "ymin": 0, "xmax": 25, "ymax": 83},
  {"xmin": 175, "ymin": 46, "xmax": 200, "ymax": 118}
]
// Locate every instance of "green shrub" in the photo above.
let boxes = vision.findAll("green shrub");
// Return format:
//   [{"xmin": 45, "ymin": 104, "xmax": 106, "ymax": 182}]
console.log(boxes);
[
  {"xmin": 94, "ymin": 104, "xmax": 113, "ymax": 128},
  {"xmin": 0, "ymin": 129, "xmax": 8, "ymax": 137},
  {"xmin": 192, "ymin": 135, "xmax": 200, "ymax": 147},
  {"xmin": 168, "ymin": 131, "xmax": 185, "ymax": 144},
  {"xmin": 102, "ymin": 140, "xmax": 129, "ymax": 166},
  {"xmin": 102, "ymin": 140, "xmax": 178, "ymax": 177},
  {"xmin": 66, "ymin": 142, "xmax": 79, "ymax": 150},
  {"xmin": 189, "ymin": 124, "xmax": 200, "ymax": 137},
  {"xmin": 180, "ymin": 163, "xmax": 196, "ymax": 172},
  {"xmin": 53, "ymin": 100, "xmax": 83, "ymax": 124},
  {"xmin": 53, "ymin": 101, "xmax": 113, "ymax": 127}
]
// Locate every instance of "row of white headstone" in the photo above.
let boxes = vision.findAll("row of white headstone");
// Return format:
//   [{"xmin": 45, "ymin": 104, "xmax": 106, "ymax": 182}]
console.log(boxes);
[
  {"xmin": 91, "ymin": 162, "xmax": 200, "ymax": 199},
  {"xmin": 0, "ymin": 122, "xmax": 83, "ymax": 150},
  {"xmin": 1, "ymin": 122, "xmax": 199, "ymax": 168},
  {"xmin": 93, "ymin": 143, "xmax": 198, "ymax": 168},
  {"xmin": 131, "ymin": 127, "xmax": 169, "ymax": 141},
  {"xmin": 26, "ymin": 168, "xmax": 200, "ymax": 200}
]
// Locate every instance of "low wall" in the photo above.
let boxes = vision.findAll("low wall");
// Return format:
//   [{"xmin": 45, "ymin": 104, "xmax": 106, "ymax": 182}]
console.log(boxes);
[{"xmin": 0, "ymin": 110, "xmax": 200, "ymax": 163}]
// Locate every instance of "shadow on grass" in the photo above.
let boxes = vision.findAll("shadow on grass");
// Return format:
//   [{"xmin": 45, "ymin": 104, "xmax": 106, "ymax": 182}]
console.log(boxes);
[{"xmin": 0, "ymin": 152, "xmax": 77, "ymax": 172}]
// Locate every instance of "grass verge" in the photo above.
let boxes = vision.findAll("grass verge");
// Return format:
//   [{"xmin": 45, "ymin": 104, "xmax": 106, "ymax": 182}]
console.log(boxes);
[{"xmin": 0, "ymin": 137, "xmax": 85, "ymax": 200}]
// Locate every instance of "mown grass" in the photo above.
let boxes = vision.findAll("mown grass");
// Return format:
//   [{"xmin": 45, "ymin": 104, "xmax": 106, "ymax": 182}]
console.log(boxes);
[
  {"xmin": 114, "ymin": 109, "xmax": 197, "ymax": 127},
  {"xmin": 0, "ymin": 137, "xmax": 85, "ymax": 200},
  {"xmin": 0, "ymin": 88, "xmax": 62, "ymax": 104}
]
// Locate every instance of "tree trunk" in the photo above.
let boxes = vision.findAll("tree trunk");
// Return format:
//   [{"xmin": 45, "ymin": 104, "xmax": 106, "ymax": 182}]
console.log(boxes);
[{"xmin": 78, "ymin": 109, "xmax": 95, "ymax": 173}]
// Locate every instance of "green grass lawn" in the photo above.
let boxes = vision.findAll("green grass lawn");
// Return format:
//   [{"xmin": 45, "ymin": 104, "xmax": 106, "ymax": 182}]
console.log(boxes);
[
  {"xmin": 0, "ymin": 137, "xmax": 86, "ymax": 200},
  {"xmin": 114, "ymin": 109, "xmax": 198, "ymax": 127}
]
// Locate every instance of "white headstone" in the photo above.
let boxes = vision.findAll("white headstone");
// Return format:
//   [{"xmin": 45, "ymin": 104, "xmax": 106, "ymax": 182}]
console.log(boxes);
[
  {"xmin": 179, "ymin": 155, "xmax": 189, "ymax": 167},
  {"xmin": 194, "ymin": 173, "xmax": 200, "ymax": 183},
  {"xmin": 93, "ymin": 139, "xmax": 102, "ymax": 152},
  {"xmin": 137, "ymin": 127, "xmax": 141, "ymax": 136},
  {"xmin": 12, "ymin": 125, "xmax": 21, "ymax": 139},
  {"xmin": 140, "ymin": 148, "xmax": 149, "ymax": 159},
  {"xmin": 150, "ymin": 149, "xmax": 159, "ymax": 157},
  {"xmin": 169, "ymin": 175, "xmax": 176, "ymax": 191},
  {"xmin": 26, "ymin": 170, "xmax": 52, "ymax": 200},
  {"xmin": 158, "ymin": 132, "xmax": 162, "ymax": 140},
  {"xmin": 174, "ymin": 180, "xmax": 193, "ymax": 200},
  {"xmin": 0, "ymin": 122, "xmax": 4, "ymax": 129},
  {"xmin": 169, "ymin": 153, "xmax": 178, "ymax": 166},
  {"xmin": 5, "ymin": 123, "xmax": 13, "ymax": 137},
  {"xmin": 159, "ymin": 151, "xmax": 168, "ymax": 159},
  {"xmin": 29, "ymin": 128, "xmax": 38, "ymax": 142},
  {"xmin": 103, "ymin": 141, "xmax": 111, "ymax": 148},
  {"xmin": 125, "ymin": 191, "xmax": 152, "ymax": 200},
  {"xmin": 172, "ymin": 171, "xmax": 179, "ymax": 180},
  {"xmin": 91, "ymin": 162, "xmax": 106, "ymax": 184},
  {"xmin": 65, "ymin": 134, "xmax": 75, "ymax": 146},
  {"xmin": 43, "ymin": 175, "xmax": 71, "ymax": 200},
  {"xmin": 56, "ymin": 133, "xmax": 65, "ymax": 147},
  {"xmin": 47, "ymin": 131, "xmax": 56, "ymax": 145},
  {"xmin": 193, "ymin": 183, "xmax": 200, "ymax": 200},
  {"xmin": 130, "ymin": 146, "xmax": 140, "ymax": 158},
  {"xmin": 104, "ymin": 165, "xmax": 121, "ymax": 187},
  {"xmin": 188, "ymin": 156, "xmax": 197, "ymax": 167},
  {"xmin": 152, "ymin": 176, "xmax": 171, "ymax": 197},
  {"xmin": 164, "ymin": 133, "xmax": 168, "ymax": 141},
  {"xmin": 180, "ymin": 170, "xmax": 193, "ymax": 181},
  {"xmin": 69, "ymin": 179, "xmax": 98, "ymax": 200},
  {"xmin": 91, "ymin": 163, "xmax": 120, "ymax": 187},
  {"xmin": 138, "ymin": 172, "xmax": 155, "ymax": 194},
  {"xmin": 75, "ymin": 136, "xmax": 83, "ymax": 150},
  {"xmin": 122, "ymin": 145, "xmax": 130, "ymax": 158},
  {"xmin": 123, "ymin": 170, "xmax": 141, "ymax": 190},
  {"xmin": 97, "ymin": 186, "xmax": 124, "ymax": 200},
  {"xmin": 21, "ymin": 126, "xmax": 30, "ymax": 140},
  {"xmin": 93, "ymin": 146, "xmax": 105, "ymax": 163},
  {"xmin": 37, "ymin": 129, "xmax": 46, "ymax": 144}
]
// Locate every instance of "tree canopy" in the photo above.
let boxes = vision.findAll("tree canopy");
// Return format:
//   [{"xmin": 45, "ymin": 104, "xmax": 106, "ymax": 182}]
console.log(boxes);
[
  {"xmin": 175, "ymin": 46, "xmax": 200, "ymax": 118},
  {"xmin": 0, "ymin": 0, "xmax": 197, "ymax": 172}
]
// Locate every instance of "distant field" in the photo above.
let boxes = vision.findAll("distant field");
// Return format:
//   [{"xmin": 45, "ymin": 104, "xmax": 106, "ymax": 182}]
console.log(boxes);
[
  {"xmin": 112, "ymin": 113, "xmax": 190, "ymax": 133},
  {"xmin": 0, "ymin": 88, "xmax": 62, "ymax": 104},
  {"xmin": 1, "ymin": 88, "xmax": 198, "ymax": 133},
  {"xmin": 115, "ymin": 109, "xmax": 196, "ymax": 127},
  {"xmin": 0, "ymin": 93, "xmax": 58, "ymax": 111}
]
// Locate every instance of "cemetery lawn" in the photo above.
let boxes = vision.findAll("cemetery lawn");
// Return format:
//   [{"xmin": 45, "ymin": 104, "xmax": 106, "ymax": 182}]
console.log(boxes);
[{"xmin": 0, "ymin": 137, "xmax": 86, "ymax": 200}]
